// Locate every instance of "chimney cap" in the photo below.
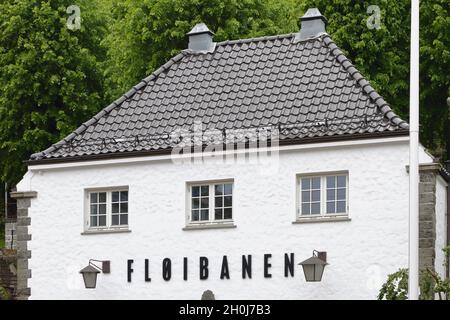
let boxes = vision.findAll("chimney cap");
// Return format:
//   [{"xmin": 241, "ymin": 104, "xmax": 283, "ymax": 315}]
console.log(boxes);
[
  {"xmin": 187, "ymin": 23, "xmax": 214, "ymax": 36},
  {"xmin": 301, "ymin": 8, "xmax": 327, "ymax": 24}
]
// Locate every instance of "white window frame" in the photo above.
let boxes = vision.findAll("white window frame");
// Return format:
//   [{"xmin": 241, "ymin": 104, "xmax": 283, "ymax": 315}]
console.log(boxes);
[
  {"xmin": 186, "ymin": 179, "xmax": 234, "ymax": 226},
  {"xmin": 296, "ymin": 172, "xmax": 349, "ymax": 218},
  {"xmin": 84, "ymin": 186, "xmax": 129, "ymax": 231}
]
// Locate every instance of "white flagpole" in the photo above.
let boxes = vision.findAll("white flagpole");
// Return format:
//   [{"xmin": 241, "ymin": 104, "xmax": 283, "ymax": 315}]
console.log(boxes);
[{"xmin": 409, "ymin": 0, "xmax": 420, "ymax": 300}]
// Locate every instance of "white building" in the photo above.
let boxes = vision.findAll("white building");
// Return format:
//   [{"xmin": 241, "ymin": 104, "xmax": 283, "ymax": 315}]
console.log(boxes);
[{"xmin": 11, "ymin": 9, "xmax": 449, "ymax": 300}]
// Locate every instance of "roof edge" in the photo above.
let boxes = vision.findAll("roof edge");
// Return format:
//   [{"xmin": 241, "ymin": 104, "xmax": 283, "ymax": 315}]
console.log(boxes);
[
  {"xmin": 26, "ymin": 130, "xmax": 409, "ymax": 166},
  {"xmin": 321, "ymin": 35, "xmax": 409, "ymax": 130},
  {"xmin": 30, "ymin": 51, "xmax": 188, "ymax": 161}
]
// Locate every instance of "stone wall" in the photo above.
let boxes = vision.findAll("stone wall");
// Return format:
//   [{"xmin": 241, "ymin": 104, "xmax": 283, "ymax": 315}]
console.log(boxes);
[
  {"xmin": 419, "ymin": 168, "xmax": 437, "ymax": 273},
  {"xmin": 10, "ymin": 191, "xmax": 36, "ymax": 300},
  {"xmin": 4, "ymin": 221, "xmax": 17, "ymax": 250},
  {"xmin": 0, "ymin": 250, "xmax": 17, "ymax": 299}
]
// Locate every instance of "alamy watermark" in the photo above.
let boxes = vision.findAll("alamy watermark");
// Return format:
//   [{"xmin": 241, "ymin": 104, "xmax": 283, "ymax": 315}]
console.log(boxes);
[
  {"xmin": 169, "ymin": 120, "xmax": 280, "ymax": 176},
  {"xmin": 66, "ymin": 5, "xmax": 81, "ymax": 31},
  {"xmin": 367, "ymin": 5, "xmax": 381, "ymax": 30}
]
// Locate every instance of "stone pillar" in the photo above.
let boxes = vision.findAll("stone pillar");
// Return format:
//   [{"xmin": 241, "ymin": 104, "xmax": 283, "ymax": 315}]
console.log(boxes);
[
  {"xmin": 10, "ymin": 191, "xmax": 36, "ymax": 300},
  {"xmin": 419, "ymin": 166, "xmax": 437, "ymax": 274}
]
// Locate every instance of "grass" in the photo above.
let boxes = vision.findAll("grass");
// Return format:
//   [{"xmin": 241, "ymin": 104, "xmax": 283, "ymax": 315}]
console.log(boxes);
[{"xmin": 0, "ymin": 238, "xmax": 4, "ymax": 249}]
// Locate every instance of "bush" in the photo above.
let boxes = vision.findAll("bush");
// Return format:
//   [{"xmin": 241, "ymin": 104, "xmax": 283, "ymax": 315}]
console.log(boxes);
[{"xmin": 378, "ymin": 247, "xmax": 450, "ymax": 300}]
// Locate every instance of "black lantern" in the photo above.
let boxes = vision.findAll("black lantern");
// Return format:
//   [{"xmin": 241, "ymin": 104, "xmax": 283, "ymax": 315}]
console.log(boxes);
[
  {"xmin": 79, "ymin": 259, "xmax": 110, "ymax": 289},
  {"xmin": 298, "ymin": 250, "xmax": 328, "ymax": 282}
]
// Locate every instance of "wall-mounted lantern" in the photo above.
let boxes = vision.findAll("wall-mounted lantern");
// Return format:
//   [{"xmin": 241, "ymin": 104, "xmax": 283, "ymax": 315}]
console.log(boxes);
[
  {"xmin": 79, "ymin": 259, "xmax": 110, "ymax": 289},
  {"xmin": 298, "ymin": 250, "xmax": 328, "ymax": 282}
]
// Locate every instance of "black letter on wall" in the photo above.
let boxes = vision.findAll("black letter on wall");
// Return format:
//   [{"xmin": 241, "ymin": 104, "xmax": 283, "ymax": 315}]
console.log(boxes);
[
  {"xmin": 220, "ymin": 256, "xmax": 230, "ymax": 279},
  {"xmin": 264, "ymin": 254, "xmax": 272, "ymax": 278},
  {"xmin": 200, "ymin": 257, "xmax": 209, "ymax": 280},
  {"xmin": 127, "ymin": 259, "xmax": 134, "ymax": 282},
  {"xmin": 162, "ymin": 258, "xmax": 172, "ymax": 281},
  {"xmin": 242, "ymin": 255, "xmax": 252, "ymax": 279},
  {"xmin": 145, "ymin": 259, "xmax": 151, "ymax": 282},
  {"xmin": 284, "ymin": 253, "xmax": 294, "ymax": 277}
]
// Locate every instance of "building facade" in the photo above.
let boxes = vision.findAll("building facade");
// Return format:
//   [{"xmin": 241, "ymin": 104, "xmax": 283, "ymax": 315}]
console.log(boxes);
[{"xmin": 10, "ymin": 9, "xmax": 449, "ymax": 299}]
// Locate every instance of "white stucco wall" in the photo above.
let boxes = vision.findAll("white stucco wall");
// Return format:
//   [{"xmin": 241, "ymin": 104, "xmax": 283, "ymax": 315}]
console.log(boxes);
[
  {"xmin": 435, "ymin": 176, "xmax": 448, "ymax": 278},
  {"xmin": 16, "ymin": 138, "xmax": 435, "ymax": 299}
]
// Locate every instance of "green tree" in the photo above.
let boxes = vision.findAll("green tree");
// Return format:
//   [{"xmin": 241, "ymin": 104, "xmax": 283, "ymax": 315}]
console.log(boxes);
[
  {"xmin": 102, "ymin": 0, "xmax": 300, "ymax": 101},
  {"xmin": 0, "ymin": 0, "xmax": 107, "ymax": 186}
]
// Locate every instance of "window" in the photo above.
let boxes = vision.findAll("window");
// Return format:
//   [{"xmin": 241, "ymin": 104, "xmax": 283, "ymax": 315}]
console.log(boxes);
[
  {"xmin": 188, "ymin": 181, "xmax": 233, "ymax": 224},
  {"xmin": 298, "ymin": 173, "xmax": 348, "ymax": 217},
  {"xmin": 86, "ymin": 188, "xmax": 129, "ymax": 230}
]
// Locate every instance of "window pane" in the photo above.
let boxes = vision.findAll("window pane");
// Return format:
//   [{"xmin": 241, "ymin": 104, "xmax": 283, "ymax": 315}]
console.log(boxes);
[
  {"xmin": 120, "ymin": 214, "xmax": 128, "ymax": 225},
  {"xmin": 201, "ymin": 186, "xmax": 209, "ymax": 196},
  {"xmin": 99, "ymin": 192, "xmax": 107, "ymax": 203},
  {"xmin": 214, "ymin": 184, "xmax": 223, "ymax": 196},
  {"xmin": 327, "ymin": 189, "xmax": 335, "ymax": 201},
  {"xmin": 112, "ymin": 203, "xmax": 119, "ymax": 214},
  {"xmin": 337, "ymin": 188, "xmax": 346, "ymax": 200},
  {"xmin": 192, "ymin": 198, "xmax": 199, "ymax": 209},
  {"xmin": 224, "ymin": 196, "xmax": 232, "ymax": 207},
  {"xmin": 90, "ymin": 205, "xmax": 98, "ymax": 215},
  {"xmin": 301, "ymin": 191, "xmax": 310, "ymax": 202},
  {"xmin": 215, "ymin": 209, "xmax": 223, "ymax": 220},
  {"xmin": 224, "ymin": 183, "xmax": 233, "ymax": 195},
  {"xmin": 98, "ymin": 215, "xmax": 106, "ymax": 226},
  {"xmin": 112, "ymin": 191, "xmax": 120, "ymax": 202},
  {"xmin": 90, "ymin": 193, "xmax": 98, "ymax": 203},
  {"xmin": 120, "ymin": 191, "xmax": 128, "ymax": 202},
  {"xmin": 201, "ymin": 198, "xmax": 209, "ymax": 208},
  {"xmin": 311, "ymin": 202, "xmax": 320, "ymax": 214},
  {"xmin": 326, "ymin": 202, "xmax": 336, "ymax": 213},
  {"xmin": 215, "ymin": 197, "xmax": 223, "ymax": 208},
  {"xmin": 311, "ymin": 190, "xmax": 320, "ymax": 202},
  {"xmin": 200, "ymin": 209, "xmax": 209, "ymax": 220},
  {"xmin": 301, "ymin": 203, "xmax": 310, "ymax": 215},
  {"xmin": 120, "ymin": 202, "xmax": 128, "ymax": 213},
  {"xmin": 99, "ymin": 204, "xmax": 106, "ymax": 214},
  {"xmin": 301, "ymin": 178, "xmax": 310, "ymax": 190},
  {"xmin": 111, "ymin": 215, "xmax": 119, "ymax": 226},
  {"xmin": 337, "ymin": 176, "xmax": 346, "ymax": 188},
  {"xmin": 326, "ymin": 176, "xmax": 335, "ymax": 188},
  {"xmin": 90, "ymin": 216, "xmax": 97, "ymax": 227},
  {"xmin": 224, "ymin": 208, "xmax": 232, "ymax": 219},
  {"xmin": 191, "ymin": 210, "xmax": 199, "ymax": 221},
  {"xmin": 192, "ymin": 186, "xmax": 200, "ymax": 197},
  {"xmin": 311, "ymin": 177, "xmax": 320, "ymax": 189},
  {"xmin": 336, "ymin": 201, "xmax": 346, "ymax": 213}
]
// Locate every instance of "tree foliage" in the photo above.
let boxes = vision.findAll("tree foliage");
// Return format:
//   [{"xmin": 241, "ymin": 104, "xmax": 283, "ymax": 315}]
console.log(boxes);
[{"xmin": 0, "ymin": 0, "xmax": 107, "ymax": 185}]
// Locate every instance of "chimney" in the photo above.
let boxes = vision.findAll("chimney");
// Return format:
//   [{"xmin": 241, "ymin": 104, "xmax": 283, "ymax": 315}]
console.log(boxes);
[
  {"xmin": 187, "ymin": 23, "xmax": 215, "ymax": 52},
  {"xmin": 295, "ymin": 8, "xmax": 327, "ymax": 42}
]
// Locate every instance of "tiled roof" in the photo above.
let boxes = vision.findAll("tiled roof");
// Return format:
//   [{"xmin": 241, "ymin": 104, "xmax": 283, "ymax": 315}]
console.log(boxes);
[{"xmin": 30, "ymin": 33, "xmax": 408, "ymax": 162}]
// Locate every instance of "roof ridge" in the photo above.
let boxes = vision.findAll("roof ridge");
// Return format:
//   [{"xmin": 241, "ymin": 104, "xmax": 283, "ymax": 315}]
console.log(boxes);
[
  {"xmin": 30, "ymin": 51, "xmax": 188, "ymax": 160},
  {"xmin": 321, "ymin": 35, "xmax": 409, "ymax": 130},
  {"xmin": 215, "ymin": 33, "xmax": 297, "ymax": 47}
]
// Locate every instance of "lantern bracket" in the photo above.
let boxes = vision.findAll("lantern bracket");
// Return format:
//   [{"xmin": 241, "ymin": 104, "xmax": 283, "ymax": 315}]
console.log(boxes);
[
  {"xmin": 312, "ymin": 250, "xmax": 327, "ymax": 263},
  {"xmin": 89, "ymin": 259, "xmax": 111, "ymax": 274}
]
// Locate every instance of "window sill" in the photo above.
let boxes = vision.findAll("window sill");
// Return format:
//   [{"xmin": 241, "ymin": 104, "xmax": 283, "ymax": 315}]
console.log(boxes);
[
  {"xmin": 81, "ymin": 228, "xmax": 131, "ymax": 235},
  {"xmin": 182, "ymin": 223, "xmax": 236, "ymax": 231},
  {"xmin": 292, "ymin": 216, "xmax": 351, "ymax": 224}
]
